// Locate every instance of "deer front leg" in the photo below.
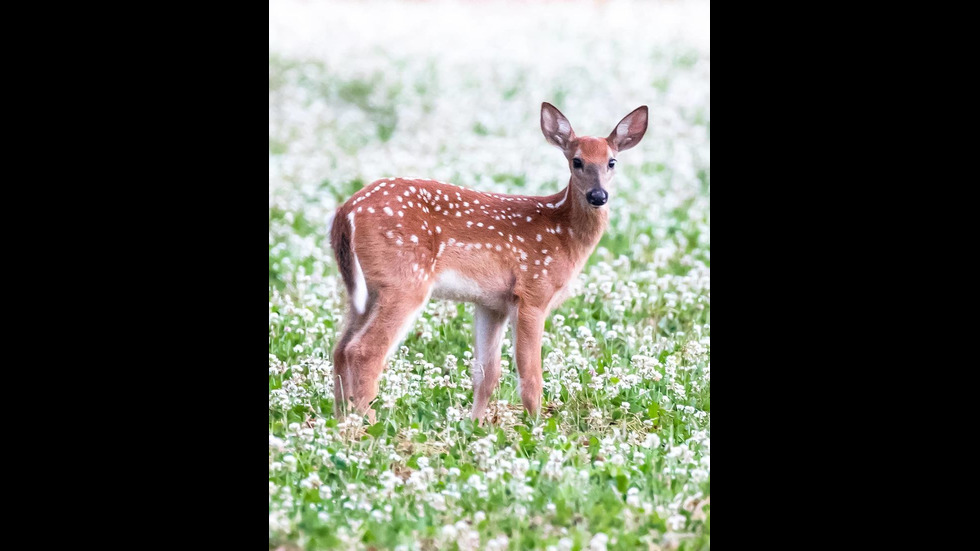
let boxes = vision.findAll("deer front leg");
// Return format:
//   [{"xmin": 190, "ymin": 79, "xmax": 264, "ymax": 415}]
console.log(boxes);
[
  {"xmin": 471, "ymin": 305, "xmax": 508, "ymax": 424},
  {"xmin": 514, "ymin": 305, "xmax": 546, "ymax": 416}
]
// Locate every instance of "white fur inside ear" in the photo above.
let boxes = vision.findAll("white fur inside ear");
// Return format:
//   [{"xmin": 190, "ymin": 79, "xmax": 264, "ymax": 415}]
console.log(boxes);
[
  {"xmin": 617, "ymin": 120, "xmax": 631, "ymax": 137},
  {"xmin": 544, "ymin": 108, "xmax": 572, "ymax": 147}
]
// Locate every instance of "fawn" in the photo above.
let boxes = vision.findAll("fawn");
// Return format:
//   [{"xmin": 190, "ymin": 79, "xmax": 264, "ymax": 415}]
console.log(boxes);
[{"xmin": 329, "ymin": 102, "xmax": 648, "ymax": 423}]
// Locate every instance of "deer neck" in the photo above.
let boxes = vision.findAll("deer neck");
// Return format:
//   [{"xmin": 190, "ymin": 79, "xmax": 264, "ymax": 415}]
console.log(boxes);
[{"xmin": 550, "ymin": 179, "xmax": 608, "ymax": 261}]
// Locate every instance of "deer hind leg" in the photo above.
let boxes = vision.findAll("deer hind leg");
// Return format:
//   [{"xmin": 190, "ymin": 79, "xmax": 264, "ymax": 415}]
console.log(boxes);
[
  {"xmin": 332, "ymin": 303, "xmax": 371, "ymax": 418},
  {"xmin": 344, "ymin": 286, "xmax": 431, "ymax": 422},
  {"xmin": 471, "ymin": 305, "xmax": 508, "ymax": 424}
]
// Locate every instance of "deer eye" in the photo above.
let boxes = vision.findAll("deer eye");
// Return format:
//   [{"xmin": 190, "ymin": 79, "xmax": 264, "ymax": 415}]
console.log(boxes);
[
  {"xmin": 572, "ymin": 158, "xmax": 583, "ymax": 169},
  {"xmin": 608, "ymin": 159, "xmax": 617, "ymax": 169}
]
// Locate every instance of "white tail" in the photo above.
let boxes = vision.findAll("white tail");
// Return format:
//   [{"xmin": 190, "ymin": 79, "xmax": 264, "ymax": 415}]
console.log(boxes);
[{"xmin": 331, "ymin": 102, "xmax": 648, "ymax": 422}]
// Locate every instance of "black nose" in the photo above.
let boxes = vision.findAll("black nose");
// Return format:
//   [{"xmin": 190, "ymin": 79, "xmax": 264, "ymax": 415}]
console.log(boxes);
[{"xmin": 586, "ymin": 188, "xmax": 608, "ymax": 206}]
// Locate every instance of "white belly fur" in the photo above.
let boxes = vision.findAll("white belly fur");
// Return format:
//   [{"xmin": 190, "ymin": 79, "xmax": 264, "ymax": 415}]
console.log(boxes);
[{"xmin": 431, "ymin": 269, "xmax": 510, "ymax": 312}]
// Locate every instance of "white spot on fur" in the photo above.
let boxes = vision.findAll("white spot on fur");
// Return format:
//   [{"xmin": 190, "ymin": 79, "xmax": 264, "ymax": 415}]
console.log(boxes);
[
  {"xmin": 383, "ymin": 207, "xmax": 394, "ymax": 216},
  {"xmin": 536, "ymin": 234, "xmax": 542, "ymax": 241},
  {"xmin": 554, "ymin": 187, "xmax": 569, "ymax": 208}
]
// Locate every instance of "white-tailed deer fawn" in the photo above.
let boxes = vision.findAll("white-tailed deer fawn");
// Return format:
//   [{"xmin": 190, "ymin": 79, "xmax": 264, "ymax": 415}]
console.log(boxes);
[{"xmin": 330, "ymin": 102, "xmax": 648, "ymax": 422}]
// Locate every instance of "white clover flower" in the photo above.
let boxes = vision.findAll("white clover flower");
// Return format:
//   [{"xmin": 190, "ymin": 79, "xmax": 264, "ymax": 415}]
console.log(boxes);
[
  {"xmin": 626, "ymin": 487, "xmax": 641, "ymax": 508},
  {"xmin": 589, "ymin": 532, "xmax": 609, "ymax": 551},
  {"xmin": 667, "ymin": 513, "xmax": 687, "ymax": 531},
  {"xmin": 269, "ymin": 510, "xmax": 291, "ymax": 533},
  {"xmin": 300, "ymin": 472, "xmax": 322, "ymax": 489}
]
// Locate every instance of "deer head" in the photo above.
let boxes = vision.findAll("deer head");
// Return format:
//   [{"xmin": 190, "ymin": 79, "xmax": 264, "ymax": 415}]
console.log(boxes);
[{"xmin": 540, "ymin": 102, "xmax": 649, "ymax": 209}]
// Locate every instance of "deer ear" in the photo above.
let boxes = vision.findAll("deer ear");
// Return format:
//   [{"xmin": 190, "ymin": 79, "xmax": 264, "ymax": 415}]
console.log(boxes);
[
  {"xmin": 541, "ymin": 102, "xmax": 576, "ymax": 150},
  {"xmin": 608, "ymin": 106, "xmax": 648, "ymax": 152}
]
